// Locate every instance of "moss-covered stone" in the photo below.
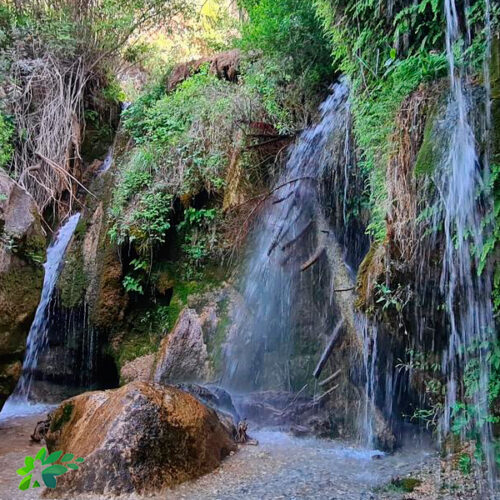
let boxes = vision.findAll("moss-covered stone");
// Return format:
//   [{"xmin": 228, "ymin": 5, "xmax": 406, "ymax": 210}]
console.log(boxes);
[
  {"xmin": 58, "ymin": 249, "xmax": 88, "ymax": 309},
  {"xmin": 355, "ymin": 242, "xmax": 380, "ymax": 311},
  {"xmin": 0, "ymin": 172, "xmax": 45, "ymax": 409},
  {"xmin": 206, "ymin": 296, "xmax": 230, "ymax": 374},
  {"xmin": 50, "ymin": 402, "xmax": 74, "ymax": 432},
  {"xmin": 414, "ymin": 109, "xmax": 439, "ymax": 178}
]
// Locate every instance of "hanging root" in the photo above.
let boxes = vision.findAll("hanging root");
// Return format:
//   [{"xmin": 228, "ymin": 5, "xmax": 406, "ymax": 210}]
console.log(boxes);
[{"xmin": 7, "ymin": 41, "xmax": 90, "ymax": 214}]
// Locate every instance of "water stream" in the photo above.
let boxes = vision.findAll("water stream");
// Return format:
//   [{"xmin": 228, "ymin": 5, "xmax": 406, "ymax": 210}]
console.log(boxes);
[
  {"xmin": 222, "ymin": 83, "xmax": 351, "ymax": 391},
  {"xmin": 438, "ymin": 0, "xmax": 496, "ymax": 488},
  {"xmin": 4, "ymin": 213, "xmax": 81, "ymax": 411}
]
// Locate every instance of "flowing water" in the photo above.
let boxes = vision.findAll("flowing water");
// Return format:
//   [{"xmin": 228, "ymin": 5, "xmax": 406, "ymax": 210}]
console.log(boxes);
[
  {"xmin": 221, "ymin": 82, "xmax": 380, "ymax": 447},
  {"xmin": 436, "ymin": 0, "xmax": 496, "ymax": 490},
  {"xmin": 8, "ymin": 213, "xmax": 81, "ymax": 404},
  {"xmin": 222, "ymin": 83, "xmax": 352, "ymax": 393}
]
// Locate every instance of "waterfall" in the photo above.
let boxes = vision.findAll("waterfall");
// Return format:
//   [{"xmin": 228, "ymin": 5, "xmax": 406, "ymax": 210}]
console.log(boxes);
[
  {"xmin": 13, "ymin": 213, "xmax": 81, "ymax": 401},
  {"xmin": 437, "ymin": 0, "xmax": 496, "ymax": 489},
  {"xmin": 222, "ymin": 83, "xmax": 351, "ymax": 392}
]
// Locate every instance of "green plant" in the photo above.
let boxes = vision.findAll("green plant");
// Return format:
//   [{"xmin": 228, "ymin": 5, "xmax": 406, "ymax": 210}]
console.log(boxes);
[
  {"xmin": 123, "ymin": 275, "xmax": 144, "ymax": 294},
  {"xmin": 458, "ymin": 453, "xmax": 472, "ymax": 475},
  {"xmin": 178, "ymin": 207, "xmax": 220, "ymax": 275},
  {"xmin": 16, "ymin": 447, "xmax": 85, "ymax": 490},
  {"xmin": 0, "ymin": 112, "xmax": 14, "ymax": 169}
]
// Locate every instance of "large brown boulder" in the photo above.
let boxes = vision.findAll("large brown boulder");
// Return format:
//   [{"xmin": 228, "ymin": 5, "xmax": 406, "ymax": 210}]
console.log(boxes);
[
  {"xmin": 0, "ymin": 172, "xmax": 45, "ymax": 409},
  {"xmin": 44, "ymin": 382, "xmax": 236, "ymax": 496}
]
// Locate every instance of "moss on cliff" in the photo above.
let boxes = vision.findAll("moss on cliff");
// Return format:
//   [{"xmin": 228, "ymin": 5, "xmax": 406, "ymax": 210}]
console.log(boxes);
[{"xmin": 59, "ymin": 250, "xmax": 88, "ymax": 309}]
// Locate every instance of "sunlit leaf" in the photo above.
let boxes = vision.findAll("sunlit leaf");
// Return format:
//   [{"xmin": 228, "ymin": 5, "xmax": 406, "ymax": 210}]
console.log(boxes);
[
  {"xmin": 35, "ymin": 448, "xmax": 47, "ymax": 462},
  {"xmin": 43, "ymin": 464, "xmax": 67, "ymax": 476},
  {"xmin": 18, "ymin": 475, "xmax": 31, "ymax": 491},
  {"xmin": 43, "ymin": 450, "xmax": 63, "ymax": 465}
]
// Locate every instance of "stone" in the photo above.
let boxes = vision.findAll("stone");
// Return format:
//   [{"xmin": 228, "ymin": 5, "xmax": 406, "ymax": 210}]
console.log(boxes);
[
  {"xmin": 0, "ymin": 171, "xmax": 45, "ymax": 410},
  {"xmin": 166, "ymin": 49, "xmax": 240, "ymax": 91},
  {"xmin": 44, "ymin": 382, "xmax": 236, "ymax": 496},
  {"xmin": 120, "ymin": 353, "xmax": 155, "ymax": 384},
  {"xmin": 175, "ymin": 383, "xmax": 240, "ymax": 437},
  {"xmin": 154, "ymin": 308, "xmax": 212, "ymax": 384}
]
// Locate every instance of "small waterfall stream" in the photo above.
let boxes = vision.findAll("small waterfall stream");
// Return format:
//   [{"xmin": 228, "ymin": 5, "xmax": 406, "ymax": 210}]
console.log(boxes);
[
  {"xmin": 436, "ymin": 0, "xmax": 496, "ymax": 489},
  {"xmin": 10, "ymin": 213, "xmax": 81, "ymax": 403}
]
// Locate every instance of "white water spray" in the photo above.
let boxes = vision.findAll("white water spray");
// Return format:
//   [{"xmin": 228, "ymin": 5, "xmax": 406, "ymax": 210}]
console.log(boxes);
[{"xmin": 13, "ymin": 213, "xmax": 81, "ymax": 401}]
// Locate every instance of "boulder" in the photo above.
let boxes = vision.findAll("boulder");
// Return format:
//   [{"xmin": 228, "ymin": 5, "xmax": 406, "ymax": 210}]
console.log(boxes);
[
  {"xmin": 175, "ymin": 383, "xmax": 240, "ymax": 437},
  {"xmin": 166, "ymin": 49, "xmax": 240, "ymax": 91},
  {"xmin": 154, "ymin": 308, "xmax": 212, "ymax": 384},
  {"xmin": 0, "ymin": 172, "xmax": 45, "ymax": 409},
  {"xmin": 120, "ymin": 353, "xmax": 155, "ymax": 384},
  {"xmin": 44, "ymin": 382, "xmax": 236, "ymax": 496}
]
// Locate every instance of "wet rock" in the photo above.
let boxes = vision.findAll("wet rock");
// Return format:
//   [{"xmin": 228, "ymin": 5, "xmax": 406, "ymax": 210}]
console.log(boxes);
[
  {"xmin": 0, "ymin": 171, "xmax": 45, "ymax": 410},
  {"xmin": 175, "ymin": 383, "xmax": 240, "ymax": 438},
  {"xmin": 120, "ymin": 353, "xmax": 155, "ymax": 384},
  {"xmin": 154, "ymin": 308, "xmax": 212, "ymax": 384},
  {"xmin": 44, "ymin": 382, "xmax": 236, "ymax": 496},
  {"xmin": 176, "ymin": 383, "xmax": 239, "ymax": 421}
]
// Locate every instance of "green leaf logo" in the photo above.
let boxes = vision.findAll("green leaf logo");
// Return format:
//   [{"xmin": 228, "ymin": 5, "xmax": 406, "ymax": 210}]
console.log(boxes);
[{"xmin": 16, "ymin": 447, "xmax": 85, "ymax": 490}]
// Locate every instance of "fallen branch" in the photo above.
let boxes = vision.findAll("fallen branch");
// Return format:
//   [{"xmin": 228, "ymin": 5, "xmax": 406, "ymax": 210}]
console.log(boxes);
[
  {"xmin": 300, "ymin": 247, "xmax": 325, "ymax": 272},
  {"xmin": 281, "ymin": 219, "xmax": 313, "ymax": 251},
  {"xmin": 37, "ymin": 153, "xmax": 97, "ymax": 200},
  {"xmin": 319, "ymin": 369, "xmax": 341, "ymax": 387},
  {"xmin": 313, "ymin": 384, "xmax": 339, "ymax": 404},
  {"xmin": 333, "ymin": 287, "xmax": 355, "ymax": 293},
  {"xmin": 313, "ymin": 319, "xmax": 344, "ymax": 379},
  {"xmin": 278, "ymin": 384, "xmax": 308, "ymax": 415}
]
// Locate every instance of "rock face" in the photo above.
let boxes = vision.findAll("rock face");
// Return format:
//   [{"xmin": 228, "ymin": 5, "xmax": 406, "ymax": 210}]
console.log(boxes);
[
  {"xmin": 154, "ymin": 308, "xmax": 212, "ymax": 384},
  {"xmin": 44, "ymin": 382, "xmax": 236, "ymax": 496},
  {"xmin": 0, "ymin": 172, "xmax": 45, "ymax": 410}
]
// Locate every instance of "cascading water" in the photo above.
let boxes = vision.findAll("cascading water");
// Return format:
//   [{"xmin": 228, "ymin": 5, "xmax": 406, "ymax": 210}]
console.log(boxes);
[
  {"xmin": 11, "ymin": 213, "xmax": 81, "ymax": 402},
  {"xmin": 221, "ymin": 82, "xmax": 378, "ymax": 445},
  {"xmin": 222, "ymin": 83, "xmax": 350, "ymax": 392},
  {"xmin": 434, "ymin": 0, "xmax": 496, "ymax": 490}
]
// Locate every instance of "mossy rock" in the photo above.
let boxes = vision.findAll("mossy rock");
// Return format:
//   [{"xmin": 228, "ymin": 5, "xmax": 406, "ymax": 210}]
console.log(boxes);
[
  {"xmin": 50, "ymin": 402, "xmax": 75, "ymax": 432},
  {"xmin": 58, "ymin": 247, "xmax": 88, "ymax": 309},
  {"xmin": 355, "ymin": 242, "xmax": 380, "ymax": 311},
  {"xmin": 389, "ymin": 476, "xmax": 422, "ymax": 493}
]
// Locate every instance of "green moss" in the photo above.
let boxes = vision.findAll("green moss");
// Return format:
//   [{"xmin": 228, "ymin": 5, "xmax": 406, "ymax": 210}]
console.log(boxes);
[
  {"xmin": 58, "ymin": 249, "xmax": 88, "ymax": 308},
  {"xmin": 74, "ymin": 219, "xmax": 88, "ymax": 239},
  {"xmin": 0, "ymin": 265, "xmax": 44, "ymax": 346},
  {"xmin": 50, "ymin": 402, "xmax": 74, "ymax": 432},
  {"xmin": 414, "ymin": 110, "xmax": 439, "ymax": 178},
  {"xmin": 376, "ymin": 476, "xmax": 422, "ymax": 494},
  {"xmin": 206, "ymin": 296, "xmax": 230, "ymax": 374},
  {"xmin": 114, "ymin": 333, "xmax": 158, "ymax": 370},
  {"xmin": 355, "ymin": 242, "xmax": 379, "ymax": 311}
]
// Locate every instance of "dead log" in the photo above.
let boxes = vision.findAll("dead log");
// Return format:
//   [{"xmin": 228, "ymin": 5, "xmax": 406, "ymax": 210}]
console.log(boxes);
[
  {"xmin": 313, "ymin": 319, "xmax": 344, "ymax": 379},
  {"xmin": 319, "ymin": 369, "xmax": 341, "ymax": 387},
  {"xmin": 300, "ymin": 246, "xmax": 325, "ymax": 272},
  {"xmin": 278, "ymin": 384, "xmax": 308, "ymax": 415}
]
